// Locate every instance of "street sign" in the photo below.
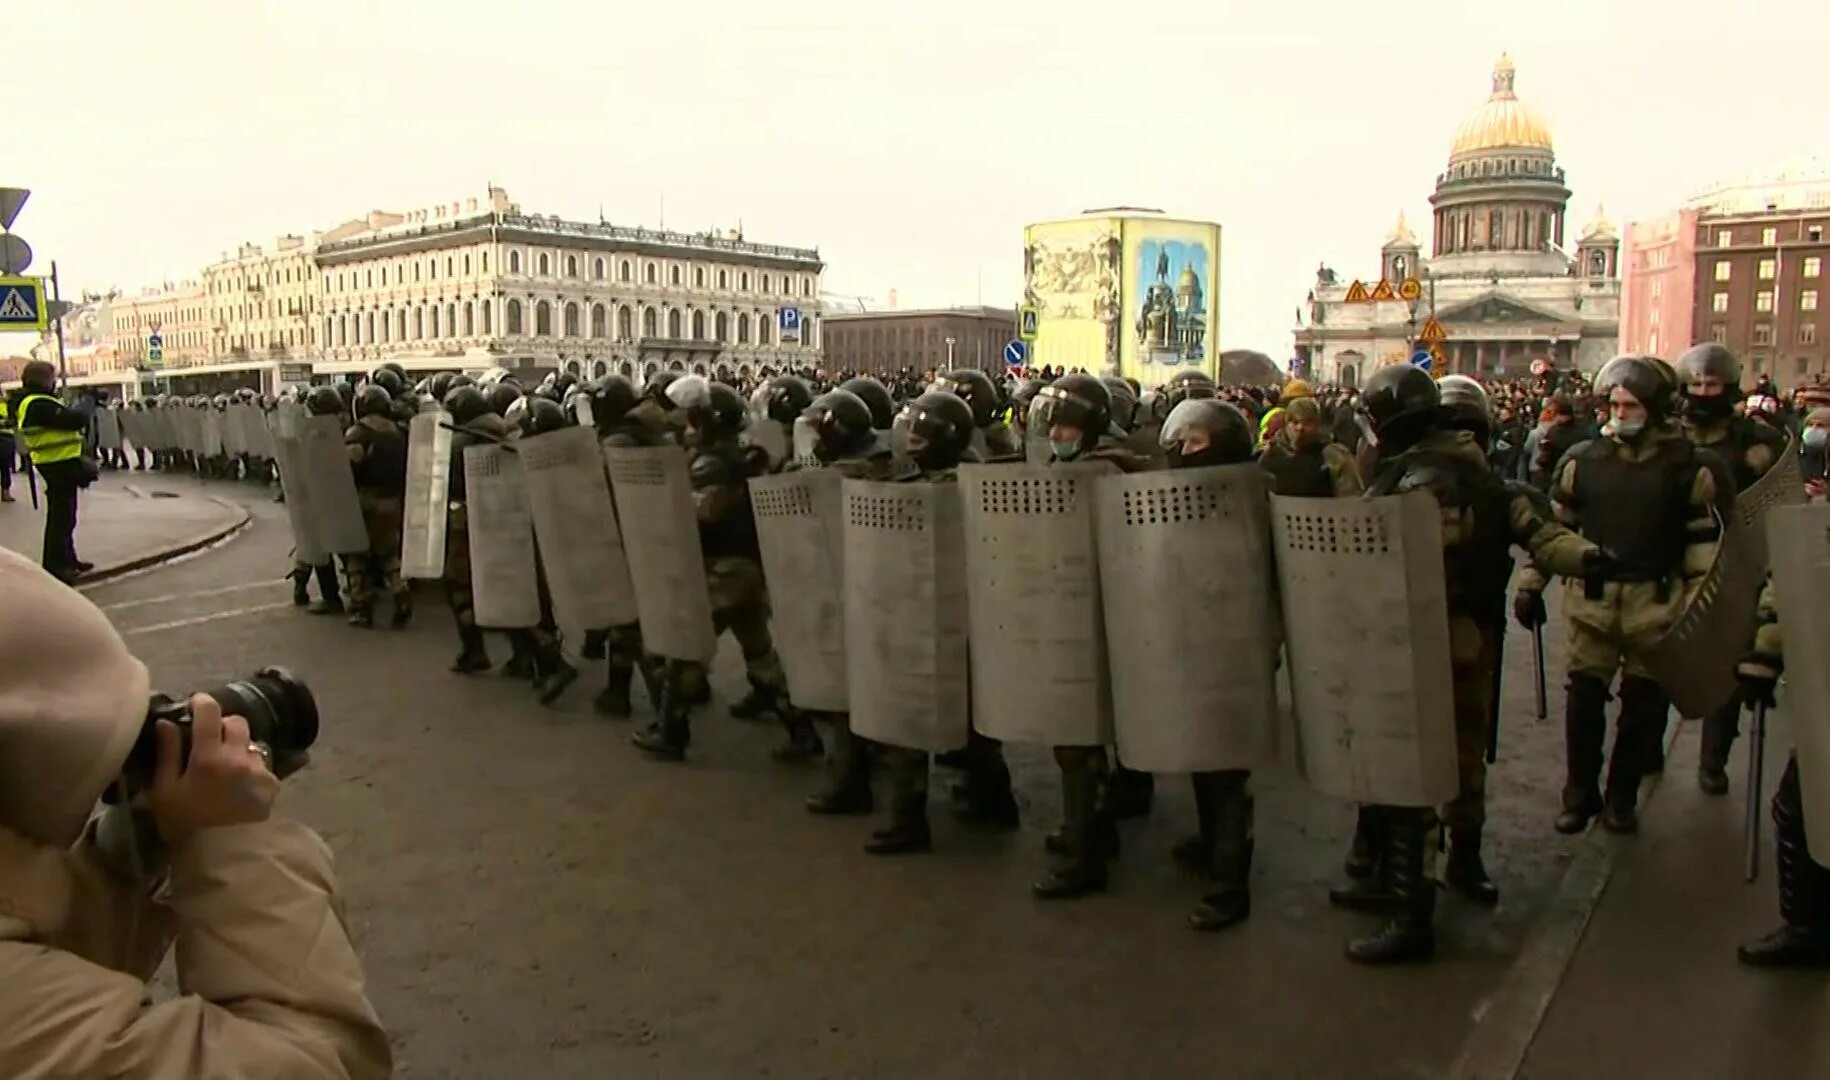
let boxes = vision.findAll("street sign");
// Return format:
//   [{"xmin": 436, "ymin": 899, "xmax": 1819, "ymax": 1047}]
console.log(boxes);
[
  {"xmin": 1369, "ymin": 279, "xmax": 1396, "ymax": 301},
  {"xmin": 1398, "ymin": 277, "xmax": 1423, "ymax": 302},
  {"xmin": 1418, "ymin": 316, "xmax": 1447, "ymax": 343},
  {"xmin": 147, "ymin": 332, "xmax": 164, "ymax": 365},
  {"xmin": 0, "ymin": 188, "xmax": 27, "ymax": 232},
  {"xmin": 0, "ymin": 233, "xmax": 30, "ymax": 275},
  {"xmin": 779, "ymin": 307, "xmax": 802, "ymax": 333},
  {"xmin": 1344, "ymin": 280, "xmax": 1370, "ymax": 302},
  {"xmin": 0, "ymin": 275, "xmax": 45, "ymax": 331},
  {"xmin": 1410, "ymin": 349, "xmax": 1432, "ymax": 371},
  {"xmin": 1018, "ymin": 305, "xmax": 1040, "ymax": 342},
  {"xmin": 1003, "ymin": 340, "xmax": 1028, "ymax": 368}
]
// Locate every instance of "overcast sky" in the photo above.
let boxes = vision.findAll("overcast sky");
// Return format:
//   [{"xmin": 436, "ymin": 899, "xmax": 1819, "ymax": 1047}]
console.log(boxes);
[{"xmin": 6, "ymin": 0, "xmax": 1825, "ymax": 361}]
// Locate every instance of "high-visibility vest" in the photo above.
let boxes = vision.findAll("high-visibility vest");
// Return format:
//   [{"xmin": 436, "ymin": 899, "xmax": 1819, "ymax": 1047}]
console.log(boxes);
[
  {"xmin": 0, "ymin": 397, "xmax": 11, "ymax": 434},
  {"xmin": 17, "ymin": 393, "xmax": 84, "ymax": 465}
]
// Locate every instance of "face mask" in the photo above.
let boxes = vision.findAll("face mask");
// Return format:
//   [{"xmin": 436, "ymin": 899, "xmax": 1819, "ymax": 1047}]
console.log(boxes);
[
  {"xmin": 1804, "ymin": 427, "xmax": 1829, "ymax": 450},
  {"xmin": 1050, "ymin": 439, "xmax": 1083, "ymax": 461},
  {"xmin": 1612, "ymin": 417, "xmax": 1646, "ymax": 441},
  {"xmin": 1686, "ymin": 393, "xmax": 1735, "ymax": 420}
]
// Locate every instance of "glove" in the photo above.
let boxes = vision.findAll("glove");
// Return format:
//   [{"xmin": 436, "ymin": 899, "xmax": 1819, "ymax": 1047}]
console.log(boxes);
[
  {"xmin": 1737, "ymin": 661, "xmax": 1779, "ymax": 709},
  {"xmin": 1512, "ymin": 589, "xmax": 1547, "ymax": 630}
]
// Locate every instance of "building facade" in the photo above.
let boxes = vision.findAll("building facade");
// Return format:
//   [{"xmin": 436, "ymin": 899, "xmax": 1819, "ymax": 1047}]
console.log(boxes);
[
  {"xmin": 1293, "ymin": 55, "xmax": 1621, "ymax": 386},
  {"xmin": 110, "ymin": 280, "xmax": 211, "ymax": 370},
  {"xmin": 314, "ymin": 187, "xmax": 824, "ymax": 382},
  {"xmin": 1618, "ymin": 208, "xmax": 1699, "ymax": 358},
  {"xmin": 820, "ymin": 307, "xmax": 1016, "ymax": 376}
]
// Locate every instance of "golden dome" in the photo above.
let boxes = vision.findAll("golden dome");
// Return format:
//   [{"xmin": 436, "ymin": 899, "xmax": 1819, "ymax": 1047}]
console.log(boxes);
[{"xmin": 1449, "ymin": 53, "xmax": 1554, "ymax": 159}]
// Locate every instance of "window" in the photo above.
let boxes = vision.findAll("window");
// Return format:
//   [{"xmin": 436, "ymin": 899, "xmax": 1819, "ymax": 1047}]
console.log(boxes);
[
  {"xmin": 670, "ymin": 265, "xmax": 682, "ymax": 287},
  {"xmin": 1714, "ymin": 261, "xmax": 1732, "ymax": 282},
  {"xmin": 694, "ymin": 267, "xmax": 705, "ymax": 288},
  {"xmin": 1752, "ymin": 324, "xmax": 1772, "ymax": 345},
  {"xmin": 738, "ymin": 313, "xmax": 751, "ymax": 343},
  {"xmin": 667, "ymin": 308, "xmax": 682, "ymax": 337},
  {"xmin": 482, "ymin": 252, "xmax": 489, "ymax": 273},
  {"xmin": 1803, "ymin": 289, "xmax": 1819, "ymax": 311},
  {"xmin": 803, "ymin": 277, "xmax": 813, "ymax": 297},
  {"xmin": 463, "ymin": 302, "xmax": 475, "ymax": 336},
  {"xmin": 1717, "ymin": 229, "xmax": 1732, "ymax": 247},
  {"xmin": 396, "ymin": 310, "xmax": 407, "ymax": 340},
  {"xmin": 506, "ymin": 299, "xmax": 523, "ymax": 334},
  {"xmin": 594, "ymin": 258, "xmax": 605, "ymax": 280},
  {"xmin": 741, "ymin": 272, "xmax": 750, "ymax": 291},
  {"xmin": 1648, "ymin": 330, "xmax": 1659, "ymax": 354},
  {"xmin": 642, "ymin": 307, "xmax": 657, "ymax": 337},
  {"xmin": 590, "ymin": 303, "xmax": 606, "ymax": 337},
  {"xmin": 1756, "ymin": 290, "xmax": 1774, "ymax": 312},
  {"xmin": 1712, "ymin": 292, "xmax": 1729, "ymax": 313},
  {"xmin": 715, "ymin": 311, "xmax": 728, "ymax": 341},
  {"xmin": 538, "ymin": 253, "xmax": 550, "ymax": 276},
  {"xmin": 620, "ymin": 260, "xmax": 632, "ymax": 282},
  {"xmin": 414, "ymin": 262, "xmax": 421, "ymax": 282},
  {"xmin": 1649, "ymin": 307, "xmax": 1660, "ymax": 327},
  {"xmin": 717, "ymin": 269, "xmax": 728, "ymax": 290},
  {"xmin": 536, "ymin": 300, "xmax": 552, "ymax": 335},
  {"xmin": 1651, "ymin": 279, "xmax": 1661, "ymax": 299},
  {"xmin": 617, "ymin": 306, "xmax": 632, "ymax": 341},
  {"xmin": 759, "ymin": 315, "xmax": 773, "ymax": 345},
  {"xmin": 509, "ymin": 251, "xmax": 522, "ymax": 274},
  {"xmin": 566, "ymin": 255, "xmax": 578, "ymax": 277},
  {"xmin": 761, "ymin": 273, "xmax": 771, "ymax": 293},
  {"xmin": 482, "ymin": 301, "xmax": 492, "ymax": 333},
  {"xmin": 413, "ymin": 308, "xmax": 424, "ymax": 339},
  {"xmin": 563, "ymin": 302, "xmax": 579, "ymax": 336},
  {"xmin": 1802, "ymin": 323, "xmax": 1818, "ymax": 345},
  {"xmin": 1810, "ymin": 226, "xmax": 1824, "ymax": 242},
  {"xmin": 1762, "ymin": 227, "xmax": 1777, "ymax": 245},
  {"xmin": 691, "ymin": 310, "xmax": 705, "ymax": 339},
  {"xmin": 1805, "ymin": 257, "xmax": 1822, "ymax": 278},
  {"xmin": 464, "ymin": 255, "xmax": 472, "ymax": 275},
  {"xmin": 446, "ymin": 257, "xmax": 454, "ymax": 277},
  {"xmin": 645, "ymin": 262, "xmax": 657, "ymax": 284},
  {"xmin": 1759, "ymin": 258, "xmax": 1776, "ymax": 280}
]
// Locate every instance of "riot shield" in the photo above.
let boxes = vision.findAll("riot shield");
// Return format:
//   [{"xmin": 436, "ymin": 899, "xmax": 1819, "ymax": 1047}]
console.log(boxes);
[
  {"xmin": 843, "ymin": 479, "xmax": 972, "ymax": 751},
  {"xmin": 247, "ymin": 406, "xmax": 276, "ymax": 459},
  {"xmin": 173, "ymin": 408, "xmax": 198, "ymax": 456},
  {"xmin": 116, "ymin": 409, "xmax": 141, "ymax": 453},
  {"xmin": 605, "ymin": 446, "xmax": 716, "ymax": 662},
  {"xmin": 1271, "ymin": 492, "xmax": 1460, "ymax": 807},
  {"xmin": 960, "ymin": 464, "xmax": 1113, "ymax": 746},
  {"xmin": 147, "ymin": 409, "xmax": 173, "ymax": 453},
  {"xmin": 400, "ymin": 411, "xmax": 452, "ymax": 580},
  {"xmin": 463, "ymin": 443, "xmax": 543, "ymax": 628},
  {"xmin": 745, "ymin": 420, "xmax": 788, "ymax": 469},
  {"xmin": 520, "ymin": 426, "xmax": 638, "ymax": 631},
  {"xmin": 1096, "ymin": 466, "xmax": 1280, "ymax": 772},
  {"xmin": 222, "ymin": 405, "xmax": 249, "ymax": 458},
  {"xmin": 271, "ymin": 401, "xmax": 308, "ymax": 440},
  {"xmin": 271, "ymin": 435, "xmax": 327, "ymax": 565},
  {"xmin": 1650, "ymin": 445, "xmax": 1805, "ymax": 717},
  {"xmin": 790, "ymin": 416, "xmax": 820, "ymax": 470},
  {"xmin": 750, "ymin": 470, "xmax": 848, "ymax": 711},
  {"xmin": 95, "ymin": 409, "xmax": 122, "ymax": 451},
  {"xmin": 202, "ymin": 411, "xmax": 225, "ymax": 458},
  {"xmin": 1767, "ymin": 503, "xmax": 1830, "ymax": 860},
  {"xmin": 298, "ymin": 415, "xmax": 369, "ymax": 553}
]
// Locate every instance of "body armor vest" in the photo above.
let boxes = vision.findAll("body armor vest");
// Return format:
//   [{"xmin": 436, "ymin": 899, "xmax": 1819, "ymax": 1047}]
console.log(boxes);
[
  {"xmin": 1369, "ymin": 445, "xmax": 1514, "ymax": 624},
  {"xmin": 352, "ymin": 422, "xmax": 408, "ymax": 495},
  {"xmin": 1568, "ymin": 437, "xmax": 1697, "ymax": 580},
  {"xmin": 693, "ymin": 443, "xmax": 762, "ymax": 559}
]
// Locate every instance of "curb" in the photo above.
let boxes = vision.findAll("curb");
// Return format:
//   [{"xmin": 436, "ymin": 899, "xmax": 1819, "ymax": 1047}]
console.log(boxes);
[
  {"xmin": 1446, "ymin": 718, "xmax": 1688, "ymax": 1079},
  {"xmin": 77, "ymin": 496, "xmax": 253, "ymax": 588}
]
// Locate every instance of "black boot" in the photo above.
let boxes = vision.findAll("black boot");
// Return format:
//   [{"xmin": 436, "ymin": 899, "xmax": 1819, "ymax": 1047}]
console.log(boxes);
[
  {"xmin": 730, "ymin": 677, "xmax": 783, "ymax": 721},
  {"xmin": 1331, "ymin": 807, "xmax": 1398, "ymax": 913},
  {"xmin": 307, "ymin": 597, "xmax": 346, "ymax": 616},
  {"xmin": 1344, "ymin": 806, "xmax": 1380, "ymax": 879},
  {"xmin": 450, "ymin": 628, "xmax": 492, "ymax": 674},
  {"xmin": 581, "ymin": 628, "xmax": 609, "ymax": 661},
  {"xmin": 1174, "ymin": 773, "xmax": 1220, "ymax": 876},
  {"xmin": 1602, "ymin": 677, "xmax": 1662, "ymax": 835},
  {"xmin": 389, "ymin": 591, "xmax": 413, "ymax": 629},
  {"xmin": 1556, "ymin": 673, "xmax": 1610, "ymax": 834},
  {"xmin": 866, "ymin": 787, "xmax": 932, "ymax": 855},
  {"xmin": 1347, "ymin": 809, "xmax": 1437, "ymax": 965},
  {"xmin": 631, "ymin": 681, "xmax": 691, "ymax": 760},
  {"xmin": 1698, "ymin": 692, "xmax": 1740, "ymax": 796},
  {"xmin": 807, "ymin": 715, "xmax": 873, "ymax": 815},
  {"xmin": 1105, "ymin": 764, "xmax": 1155, "ymax": 820},
  {"xmin": 535, "ymin": 649, "xmax": 579, "ymax": 707},
  {"xmin": 1445, "ymin": 827, "xmax": 1500, "ymax": 906},
  {"xmin": 1033, "ymin": 761, "xmax": 1110, "ymax": 900},
  {"xmin": 288, "ymin": 567, "xmax": 311, "ymax": 607},
  {"xmin": 594, "ymin": 663, "xmax": 634, "ymax": 718},
  {"xmin": 1740, "ymin": 759, "xmax": 1830, "ymax": 968},
  {"xmin": 501, "ymin": 635, "xmax": 537, "ymax": 680},
  {"xmin": 1189, "ymin": 780, "xmax": 1252, "ymax": 933},
  {"xmin": 952, "ymin": 735, "xmax": 1019, "ymax": 830},
  {"xmin": 772, "ymin": 709, "xmax": 823, "ymax": 764}
]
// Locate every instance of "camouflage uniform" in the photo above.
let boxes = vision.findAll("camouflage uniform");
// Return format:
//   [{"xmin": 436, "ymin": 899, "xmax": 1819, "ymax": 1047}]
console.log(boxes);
[
  {"xmin": 1258, "ymin": 424, "xmax": 1364, "ymax": 497},
  {"xmin": 443, "ymin": 413, "xmax": 511, "ymax": 669},
  {"xmin": 587, "ymin": 419, "xmax": 664, "ymax": 716},
  {"xmin": 342, "ymin": 412, "xmax": 411, "ymax": 626}
]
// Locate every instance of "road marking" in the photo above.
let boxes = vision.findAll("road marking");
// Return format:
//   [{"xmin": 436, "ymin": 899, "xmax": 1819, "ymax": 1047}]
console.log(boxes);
[
  {"xmin": 102, "ymin": 580, "xmax": 284, "ymax": 612},
  {"xmin": 121, "ymin": 600, "xmax": 294, "ymax": 636}
]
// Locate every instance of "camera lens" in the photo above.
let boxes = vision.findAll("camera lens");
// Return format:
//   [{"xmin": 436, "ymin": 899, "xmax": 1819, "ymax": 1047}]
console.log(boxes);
[{"xmin": 121, "ymin": 668, "xmax": 318, "ymax": 788}]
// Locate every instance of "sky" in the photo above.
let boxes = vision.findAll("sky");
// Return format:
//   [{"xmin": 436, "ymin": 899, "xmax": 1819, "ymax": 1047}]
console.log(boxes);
[{"xmin": 5, "ymin": 0, "xmax": 1826, "ymax": 362}]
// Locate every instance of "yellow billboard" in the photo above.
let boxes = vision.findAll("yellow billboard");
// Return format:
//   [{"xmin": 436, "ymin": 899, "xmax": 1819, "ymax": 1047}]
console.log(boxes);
[
  {"xmin": 1022, "ymin": 217, "xmax": 1122, "ymax": 373},
  {"xmin": 1119, "ymin": 218, "xmax": 1221, "ymax": 388}
]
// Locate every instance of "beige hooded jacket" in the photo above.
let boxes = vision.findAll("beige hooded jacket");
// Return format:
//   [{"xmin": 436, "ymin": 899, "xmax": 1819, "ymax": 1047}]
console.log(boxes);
[{"xmin": 0, "ymin": 547, "xmax": 391, "ymax": 1078}]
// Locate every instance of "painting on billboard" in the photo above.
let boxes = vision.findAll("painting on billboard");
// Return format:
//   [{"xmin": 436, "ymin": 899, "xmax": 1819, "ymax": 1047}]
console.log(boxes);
[
  {"xmin": 1023, "ymin": 218, "xmax": 1122, "ymax": 372},
  {"xmin": 1121, "ymin": 219, "xmax": 1221, "ymax": 387}
]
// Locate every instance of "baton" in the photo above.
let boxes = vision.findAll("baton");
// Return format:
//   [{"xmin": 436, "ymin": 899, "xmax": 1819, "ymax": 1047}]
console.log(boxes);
[
  {"xmin": 1531, "ymin": 622, "xmax": 1548, "ymax": 721},
  {"xmin": 1486, "ymin": 628, "xmax": 1504, "ymax": 765},
  {"xmin": 1745, "ymin": 699, "xmax": 1768, "ymax": 884}
]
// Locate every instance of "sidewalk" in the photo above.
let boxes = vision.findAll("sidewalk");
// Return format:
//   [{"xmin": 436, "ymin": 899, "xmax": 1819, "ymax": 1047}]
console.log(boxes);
[
  {"xmin": 1518, "ymin": 711, "xmax": 1830, "ymax": 1079},
  {"xmin": 0, "ymin": 467, "xmax": 251, "ymax": 582}
]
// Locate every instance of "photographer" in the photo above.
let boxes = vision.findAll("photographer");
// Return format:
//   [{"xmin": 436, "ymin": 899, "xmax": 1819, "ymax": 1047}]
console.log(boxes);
[{"xmin": 0, "ymin": 547, "xmax": 392, "ymax": 1077}]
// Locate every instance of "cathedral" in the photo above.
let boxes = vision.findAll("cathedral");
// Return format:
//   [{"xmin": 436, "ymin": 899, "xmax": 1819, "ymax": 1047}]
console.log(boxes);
[{"xmin": 1293, "ymin": 55, "xmax": 1621, "ymax": 387}]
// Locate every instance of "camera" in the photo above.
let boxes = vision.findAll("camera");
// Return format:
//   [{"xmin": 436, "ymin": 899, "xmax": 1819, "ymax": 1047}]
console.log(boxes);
[{"xmin": 119, "ymin": 667, "xmax": 319, "ymax": 788}]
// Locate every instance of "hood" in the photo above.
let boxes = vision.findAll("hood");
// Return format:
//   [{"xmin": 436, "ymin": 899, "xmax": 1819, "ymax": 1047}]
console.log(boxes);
[{"xmin": 0, "ymin": 549, "xmax": 149, "ymax": 850}]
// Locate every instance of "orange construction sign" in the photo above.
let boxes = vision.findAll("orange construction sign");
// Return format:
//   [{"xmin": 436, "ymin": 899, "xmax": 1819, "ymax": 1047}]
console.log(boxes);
[
  {"xmin": 1344, "ymin": 280, "xmax": 1370, "ymax": 302},
  {"xmin": 1369, "ymin": 279, "xmax": 1396, "ymax": 301},
  {"xmin": 1418, "ymin": 316, "xmax": 1448, "ymax": 343}
]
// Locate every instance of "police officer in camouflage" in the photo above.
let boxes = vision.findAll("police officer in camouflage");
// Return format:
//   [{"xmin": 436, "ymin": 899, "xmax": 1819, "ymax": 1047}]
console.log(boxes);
[
  {"xmin": 579, "ymin": 375, "xmax": 664, "ymax": 719},
  {"xmin": 342, "ymin": 385, "xmax": 412, "ymax": 629},
  {"xmin": 1676, "ymin": 343, "xmax": 1789, "ymax": 795},
  {"xmin": 937, "ymin": 369, "xmax": 1024, "ymax": 462},
  {"xmin": 1336, "ymin": 365, "xmax": 1598, "ymax": 964},
  {"xmin": 439, "ymin": 384, "xmax": 502, "ymax": 674},
  {"xmin": 287, "ymin": 386, "xmax": 347, "ymax": 616}
]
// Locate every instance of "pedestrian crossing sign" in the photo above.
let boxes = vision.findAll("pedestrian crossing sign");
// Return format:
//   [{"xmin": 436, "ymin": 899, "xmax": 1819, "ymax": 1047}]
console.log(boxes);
[
  {"xmin": 1018, "ymin": 305, "xmax": 1039, "ymax": 342},
  {"xmin": 0, "ymin": 275, "xmax": 45, "ymax": 330}
]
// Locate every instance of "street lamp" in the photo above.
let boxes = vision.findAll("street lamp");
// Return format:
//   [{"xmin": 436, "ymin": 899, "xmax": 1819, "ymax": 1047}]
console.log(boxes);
[{"xmin": 945, "ymin": 336, "xmax": 956, "ymax": 367}]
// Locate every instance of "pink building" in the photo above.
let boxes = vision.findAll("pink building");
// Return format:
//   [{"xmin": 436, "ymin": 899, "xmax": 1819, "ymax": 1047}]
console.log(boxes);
[{"xmin": 1619, "ymin": 208, "xmax": 1698, "ymax": 359}]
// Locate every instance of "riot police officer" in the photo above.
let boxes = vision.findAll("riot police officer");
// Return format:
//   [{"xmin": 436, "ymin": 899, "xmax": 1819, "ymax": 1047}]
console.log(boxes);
[
  {"xmin": 753, "ymin": 374, "xmax": 815, "ymax": 469},
  {"xmin": 1515, "ymin": 356, "xmax": 1720, "ymax": 837},
  {"xmin": 937, "ymin": 369, "xmax": 1023, "ymax": 462},
  {"xmin": 579, "ymin": 375, "xmax": 664, "ymax": 718},
  {"xmin": 342, "ymin": 385, "xmax": 412, "ymax": 629},
  {"xmin": 838, "ymin": 376, "xmax": 897, "ymax": 432},
  {"xmin": 286, "ymin": 386, "xmax": 348, "ymax": 616},
  {"xmin": 1158, "ymin": 398, "xmax": 1263, "ymax": 931},
  {"xmin": 440, "ymin": 385, "xmax": 501, "ymax": 673},
  {"xmin": 1338, "ymin": 365, "xmax": 1598, "ymax": 964},
  {"xmin": 1676, "ymin": 343, "xmax": 1789, "ymax": 795}
]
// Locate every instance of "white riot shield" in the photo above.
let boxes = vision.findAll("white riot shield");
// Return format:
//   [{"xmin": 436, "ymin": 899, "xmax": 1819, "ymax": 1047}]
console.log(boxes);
[
  {"xmin": 175, "ymin": 408, "xmax": 199, "ymax": 455},
  {"xmin": 249, "ymin": 407, "xmax": 276, "ymax": 459},
  {"xmin": 463, "ymin": 443, "xmax": 542, "ymax": 628},
  {"xmin": 298, "ymin": 414, "xmax": 368, "ymax": 553},
  {"xmin": 843, "ymin": 480, "xmax": 972, "ymax": 751},
  {"xmin": 1024, "ymin": 426, "xmax": 1051, "ymax": 465},
  {"xmin": 203, "ymin": 411, "xmax": 225, "ymax": 458},
  {"xmin": 222, "ymin": 405, "xmax": 249, "ymax": 457},
  {"xmin": 605, "ymin": 446, "xmax": 716, "ymax": 662},
  {"xmin": 520, "ymin": 426, "xmax": 638, "ymax": 631},
  {"xmin": 95, "ymin": 409, "xmax": 122, "ymax": 451},
  {"xmin": 401, "ymin": 411, "xmax": 452, "ymax": 580},
  {"xmin": 272, "ymin": 401, "xmax": 308, "ymax": 440},
  {"xmin": 1650, "ymin": 445, "xmax": 1805, "ymax": 718},
  {"xmin": 750, "ymin": 471, "xmax": 848, "ymax": 711},
  {"xmin": 1767, "ymin": 503, "xmax": 1830, "ymax": 860},
  {"xmin": 1096, "ymin": 466, "xmax": 1281, "ymax": 772},
  {"xmin": 960, "ymin": 464, "xmax": 1113, "ymax": 746},
  {"xmin": 146, "ymin": 409, "xmax": 170, "ymax": 452},
  {"xmin": 271, "ymin": 435, "xmax": 327, "ymax": 565},
  {"xmin": 745, "ymin": 421, "xmax": 788, "ymax": 469},
  {"xmin": 1271, "ymin": 492, "xmax": 1459, "ymax": 807},
  {"xmin": 116, "ymin": 409, "xmax": 141, "ymax": 452}
]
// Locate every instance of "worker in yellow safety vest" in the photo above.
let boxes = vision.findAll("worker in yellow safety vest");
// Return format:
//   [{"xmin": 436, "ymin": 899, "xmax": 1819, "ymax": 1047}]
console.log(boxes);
[{"xmin": 13, "ymin": 361, "xmax": 94, "ymax": 582}]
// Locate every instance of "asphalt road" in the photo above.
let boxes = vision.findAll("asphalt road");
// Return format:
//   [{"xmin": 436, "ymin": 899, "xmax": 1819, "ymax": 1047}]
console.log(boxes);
[{"xmin": 85, "ymin": 479, "xmax": 1664, "ymax": 1079}]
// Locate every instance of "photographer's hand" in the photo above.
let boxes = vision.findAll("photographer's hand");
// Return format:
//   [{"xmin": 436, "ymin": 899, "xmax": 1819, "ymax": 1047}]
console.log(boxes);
[{"xmin": 146, "ymin": 694, "xmax": 280, "ymax": 847}]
